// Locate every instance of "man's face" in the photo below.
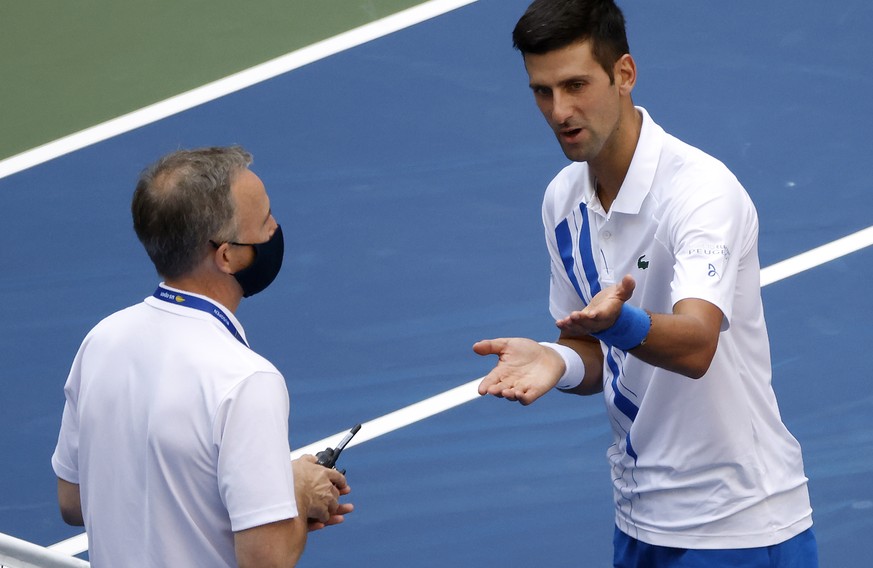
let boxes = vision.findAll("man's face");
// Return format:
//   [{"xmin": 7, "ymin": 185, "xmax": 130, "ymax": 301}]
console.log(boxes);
[
  {"xmin": 524, "ymin": 40, "xmax": 623, "ymax": 163},
  {"xmin": 228, "ymin": 168, "xmax": 278, "ymax": 268}
]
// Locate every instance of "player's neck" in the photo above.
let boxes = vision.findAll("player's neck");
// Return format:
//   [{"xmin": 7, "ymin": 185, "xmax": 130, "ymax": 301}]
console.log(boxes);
[{"xmin": 590, "ymin": 106, "xmax": 642, "ymax": 212}]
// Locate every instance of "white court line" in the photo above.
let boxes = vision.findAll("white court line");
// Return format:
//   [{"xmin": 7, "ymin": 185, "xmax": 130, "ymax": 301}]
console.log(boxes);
[
  {"xmin": 290, "ymin": 378, "xmax": 482, "ymax": 458},
  {"xmin": 760, "ymin": 225, "xmax": 873, "ymax": 286},
  {"xmin": 0, "ymin": 0, "xmax": 478, "ymax": 181},
  {"xmin": 48, "ymin": 224, "xmax": 873, "ymax": 556}
]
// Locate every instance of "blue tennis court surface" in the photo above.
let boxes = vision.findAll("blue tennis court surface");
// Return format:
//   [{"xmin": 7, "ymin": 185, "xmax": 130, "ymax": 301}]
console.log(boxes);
[{"xmin": 1, "ymin": 1, "xmax": 871, "ymax": 565}]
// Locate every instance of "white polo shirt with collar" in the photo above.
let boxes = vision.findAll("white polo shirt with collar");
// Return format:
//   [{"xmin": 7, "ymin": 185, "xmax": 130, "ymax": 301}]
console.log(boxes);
[
  {"xmin": 542, "ymin": 107, "xmax": 812, "ymax": 548},
  {"xmin": 52, "ymin": 284, "xmax": 298, "ymax": 567}
]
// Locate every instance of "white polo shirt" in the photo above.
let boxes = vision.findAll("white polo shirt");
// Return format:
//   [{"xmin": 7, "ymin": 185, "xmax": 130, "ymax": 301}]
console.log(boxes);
[
  {"xmin": 543, "ymin": 108, "xmax": 812, "ymax": 548},
  {"xmin": 52, "ymin": 284, "xmax": 297, "ymax": 567}
]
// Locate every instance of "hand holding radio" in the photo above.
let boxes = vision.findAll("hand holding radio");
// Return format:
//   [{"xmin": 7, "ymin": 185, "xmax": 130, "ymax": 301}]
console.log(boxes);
[{"xmin": 316, "ymin": 424, "xmax": 361, "ymax": 475}]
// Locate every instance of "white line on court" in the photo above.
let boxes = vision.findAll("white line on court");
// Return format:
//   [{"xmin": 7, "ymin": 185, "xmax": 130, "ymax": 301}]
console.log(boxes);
[
  {"xmin": 0, "ymin": 0, "xmax": 479, "ymax": 181},
  {"xmin": 760, "ymin": 225, "xmax": 873, "ymax": 286},
  {"xmin": 290, "ymin": 378, "xmax": 482, "ymax": 458},
  {"xmin": 48, "ymin": 224, "xmax": 873, "ymax": 556}
]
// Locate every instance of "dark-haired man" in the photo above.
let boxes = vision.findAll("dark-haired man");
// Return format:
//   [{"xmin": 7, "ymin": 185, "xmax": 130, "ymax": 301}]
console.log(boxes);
[
  {"xmin": 474, "ymin": 1, "xmax": 817, "ymax": 565},
  {"xmin": 52, "ymin": 146, "xmax": 352, "ymax": 567}
]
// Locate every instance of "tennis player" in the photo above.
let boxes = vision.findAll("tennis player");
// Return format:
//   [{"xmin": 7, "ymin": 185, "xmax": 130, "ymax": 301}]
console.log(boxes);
[{"xmin": 474, "ymin": 1, "xmax": 818, "ymax": 566}]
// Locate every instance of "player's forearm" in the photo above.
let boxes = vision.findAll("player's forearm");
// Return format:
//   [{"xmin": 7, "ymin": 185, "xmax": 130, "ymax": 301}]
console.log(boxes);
[{"xmin": 629, "ymin": 312, "xmax": 719, "ymax": 379}]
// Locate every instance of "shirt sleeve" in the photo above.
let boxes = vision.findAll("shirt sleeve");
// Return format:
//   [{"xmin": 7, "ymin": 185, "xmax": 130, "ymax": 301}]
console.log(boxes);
[
  {"xmin": 52, "ymin": 348, "xmax": 84, "ymax": 484},
  {"xmin": 214, "ymin": 371, "xmax": 297, "ymax": 532},
  {"xmin": 664, "ymin": 168, "xmax": 758, "ymax": 328}
]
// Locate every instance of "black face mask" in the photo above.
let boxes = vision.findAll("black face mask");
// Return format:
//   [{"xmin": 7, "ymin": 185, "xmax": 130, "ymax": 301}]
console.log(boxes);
[{"xmin": 230, "ymin": 225, "xmax": 285, "ymax": 297}]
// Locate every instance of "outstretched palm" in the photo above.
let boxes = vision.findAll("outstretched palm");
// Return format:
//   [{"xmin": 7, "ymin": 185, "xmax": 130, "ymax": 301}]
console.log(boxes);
[{"xmin": 473, "ymin": 337, "xmax": 564, "ymax": 405}]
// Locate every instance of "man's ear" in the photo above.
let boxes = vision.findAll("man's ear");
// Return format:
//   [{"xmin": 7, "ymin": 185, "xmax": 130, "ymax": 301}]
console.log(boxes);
[
  {"xmin": 211, "ymin": 242, "xmax": 236, "ymax": 275},
  {"xmin": 615, "ymin": 53, "xmax": 637, "ymax": 96}
]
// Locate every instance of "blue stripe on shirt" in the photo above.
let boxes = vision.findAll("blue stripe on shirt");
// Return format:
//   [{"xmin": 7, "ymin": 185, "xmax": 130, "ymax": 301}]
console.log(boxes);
[
  {"xmin": 556, "ymin": 202, "xmax": 640, "ymax": 461},
  {"xmin": 577, "ymin": 203, "xmax": 601, "ymax": 297},
  {"xmin": 556, "ymin": 218, "xmax": 586, "ymax": 302}
]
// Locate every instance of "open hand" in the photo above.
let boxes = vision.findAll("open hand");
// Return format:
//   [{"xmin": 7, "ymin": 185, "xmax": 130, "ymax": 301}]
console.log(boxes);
[{"xmin": 473, "ymin": 337, "xmax": 565, "ymax": 405}]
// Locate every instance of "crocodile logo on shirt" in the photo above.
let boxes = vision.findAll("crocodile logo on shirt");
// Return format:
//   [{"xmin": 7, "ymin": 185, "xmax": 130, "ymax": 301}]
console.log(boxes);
[{"xmin": 637, "ymin": 255, "xmax": 650, "ymax": 270}]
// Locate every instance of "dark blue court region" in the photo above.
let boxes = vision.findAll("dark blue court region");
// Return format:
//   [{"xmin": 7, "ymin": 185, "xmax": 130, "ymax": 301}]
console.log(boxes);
[{"xmin": 1, "ymin": 1, "xmax": 871, "ymax": 566}]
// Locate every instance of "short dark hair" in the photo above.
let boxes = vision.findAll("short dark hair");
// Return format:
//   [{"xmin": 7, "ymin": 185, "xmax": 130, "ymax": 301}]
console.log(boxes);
[
  {"xmin": 512, "ymin": 0, "xmax": 630, "ymax": 83},
  {"xmin": 131, "ymin": 146, "xmax": 252, "ymax": 279}
]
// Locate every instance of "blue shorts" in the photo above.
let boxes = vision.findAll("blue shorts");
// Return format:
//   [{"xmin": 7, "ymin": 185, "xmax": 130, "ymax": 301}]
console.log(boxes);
[{"xmin": 613, "ymin": 526, "xmax": 818, "ymax": 568}]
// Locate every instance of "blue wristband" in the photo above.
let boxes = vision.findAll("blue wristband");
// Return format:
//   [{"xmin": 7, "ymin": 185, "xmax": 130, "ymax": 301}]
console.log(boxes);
[{"xmin": 592, "ymin": 304, "xmax": 651, "ymax": 350}]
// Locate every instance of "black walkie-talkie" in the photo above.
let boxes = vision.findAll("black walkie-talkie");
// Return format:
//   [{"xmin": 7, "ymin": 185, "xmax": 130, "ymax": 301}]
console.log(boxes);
[{"xmin": 315, "ymin": 424, "xmax": 361, "ymax": 475}]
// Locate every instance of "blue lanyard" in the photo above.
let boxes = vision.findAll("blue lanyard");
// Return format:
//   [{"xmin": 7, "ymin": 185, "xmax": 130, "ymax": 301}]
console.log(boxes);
[{"xmin": 152, "ymin": 285, "xmax": 249, "ymax": 347}]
